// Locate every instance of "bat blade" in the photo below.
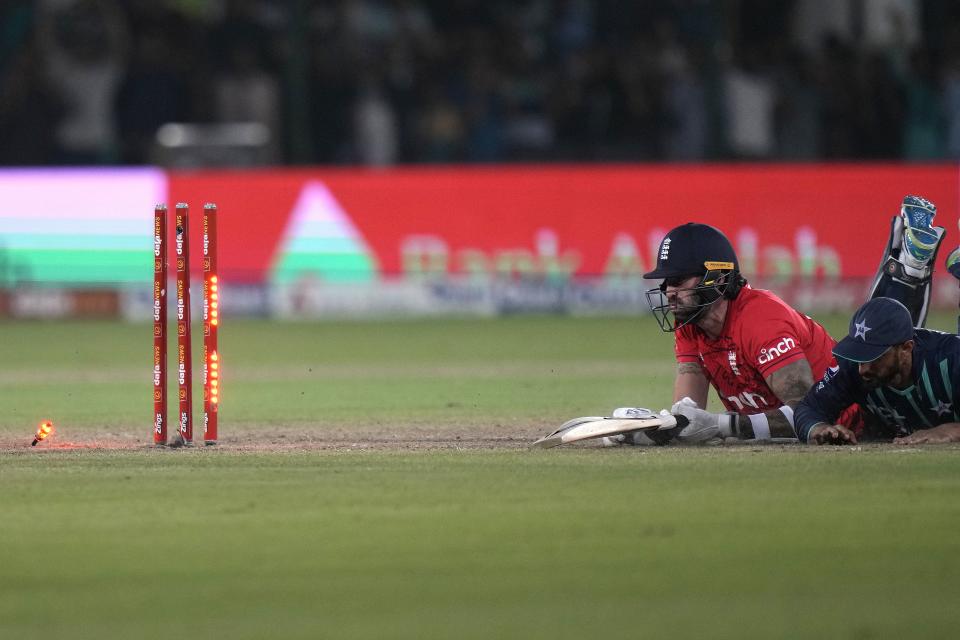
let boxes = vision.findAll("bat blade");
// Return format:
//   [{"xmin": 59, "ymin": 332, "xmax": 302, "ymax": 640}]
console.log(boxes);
[{"xmin": 532, "ymin": 415, "xmax": 685, "ymax": 448}]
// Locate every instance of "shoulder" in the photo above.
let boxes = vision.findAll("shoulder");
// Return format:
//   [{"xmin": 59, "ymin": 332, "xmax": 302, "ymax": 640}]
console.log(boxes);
[
  {"xmin": 814, "ymin": 360, "xmax": 861, "ymax": 394},
  {"xmin": 728, "ymin": 287, "xmax": 804, "ymax": 343},
  {"xmin": 675, "ymin": 323, "xmax": 701, "ymax": 348},
  {"xmin": 914, "ymin": 329, "xmax": 960, "ymax": 356},
  {"xmin": 734, "ymin": 287, "xmax": 797, "ymax": 319},
  {"xmin": 676, "ymin": 323, "xmax": 696, "ymax": 339}
]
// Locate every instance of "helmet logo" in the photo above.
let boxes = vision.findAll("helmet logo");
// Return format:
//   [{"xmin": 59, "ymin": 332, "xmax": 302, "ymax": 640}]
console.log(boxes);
[
  {"xmin": 659, "ymin": 238, "xmax": 672, "ymax": 261},
  {"xmin": 704, "ymin": 261, "xmax": 734, "ymax": 270}
]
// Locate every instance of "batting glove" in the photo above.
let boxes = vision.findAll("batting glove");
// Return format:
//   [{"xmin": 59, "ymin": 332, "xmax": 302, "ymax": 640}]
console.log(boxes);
[
  {"xmin": 611, "ymin": 407, "xmax": 655, "ymax": 419},
  {"xmin": 669, "ymin": 397, "xmax": 736, "ymax": 443},
  {"xmin": 607, "ymin": 407, "xmax": 672, "ymax": 445}
]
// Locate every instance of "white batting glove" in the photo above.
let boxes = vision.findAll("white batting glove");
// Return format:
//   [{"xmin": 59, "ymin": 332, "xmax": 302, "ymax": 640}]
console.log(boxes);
[
  {"xmin": 605, "ymin": 407, "xmax": 672, "ymax": 446},
  {"xmin": 611, "ymin": 407, "xmax": 655, "ymax": 419},
  {"xmin": 669, "ymin": 397, "xmax": 735, "ymax": 443}
]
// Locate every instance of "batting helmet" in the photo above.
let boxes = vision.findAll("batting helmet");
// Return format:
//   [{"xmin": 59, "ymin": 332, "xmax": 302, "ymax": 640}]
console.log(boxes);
[
  {"xmin": 644, "ymin": 223, "xmax": 739, "ymax": 280},
  {"xmin": 644, "ymin": 223, "xmax": 745, "ymax": 331}
]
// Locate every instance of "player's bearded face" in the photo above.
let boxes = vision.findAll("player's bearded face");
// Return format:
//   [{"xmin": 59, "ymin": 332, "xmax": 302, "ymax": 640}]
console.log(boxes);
[
  {"xmin": 664, "ymin": 276, "xmax": 703, "ymax": 323},
  {"xmin": 858, "ymin": 344, "xmax": 911, "ymax": 389}
]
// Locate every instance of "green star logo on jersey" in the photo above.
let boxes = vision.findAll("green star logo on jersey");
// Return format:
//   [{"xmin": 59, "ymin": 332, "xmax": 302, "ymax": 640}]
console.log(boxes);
[
  {"xmin": 930, "ymin": 400, "xmax": 953, "ymax": 416},
  {"xmin": 869, "ymin": 404, "xmax": 906, "ymax": 428}
]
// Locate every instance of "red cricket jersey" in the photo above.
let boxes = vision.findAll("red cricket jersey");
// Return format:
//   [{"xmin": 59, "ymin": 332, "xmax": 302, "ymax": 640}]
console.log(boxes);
[{"xmin": 675, "ymin": 286, "xmax": 838, "ymax": 415}]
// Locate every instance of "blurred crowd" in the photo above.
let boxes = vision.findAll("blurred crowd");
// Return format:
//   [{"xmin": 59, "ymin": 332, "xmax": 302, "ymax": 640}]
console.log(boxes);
[{"xmin": 1, "ymin": 0, "xmax": 960, "ymax": 167}]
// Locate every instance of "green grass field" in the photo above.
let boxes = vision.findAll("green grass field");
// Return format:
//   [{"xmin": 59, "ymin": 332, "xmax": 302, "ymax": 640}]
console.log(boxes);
[{"xmin": 2, "ymin": 314, "xmax": 960, "ymax": 638}]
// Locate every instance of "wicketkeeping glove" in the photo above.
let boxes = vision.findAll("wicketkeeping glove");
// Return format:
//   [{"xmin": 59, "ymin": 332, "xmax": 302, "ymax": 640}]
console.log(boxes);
[{"xmin": 669, "ymin": 397, "xmax": 736, "ymax": 443}]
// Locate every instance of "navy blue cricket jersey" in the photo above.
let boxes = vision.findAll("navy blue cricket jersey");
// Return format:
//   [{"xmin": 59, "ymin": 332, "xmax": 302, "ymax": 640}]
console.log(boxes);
[{"xmin": 795, "ymin": 328, "xmax": 960, "ymax": 441}]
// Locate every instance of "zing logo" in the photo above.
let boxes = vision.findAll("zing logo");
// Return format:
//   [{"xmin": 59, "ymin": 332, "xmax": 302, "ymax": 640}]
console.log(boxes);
[
  {"xmin": 175, "ymin": 217, "xmax": 186, "ymax": 251},
  {"xmin": 153, "ymin": 281, "xmax": 162, "ymax": 320},
  {"xmin": 758, "ymin": 337, "xmax": 797, "ymax": 365},
  {"xmin": 154, "ymin": 221, "xmax": 162, "ymax": 256},
  {"xmin": 155, "ymin": 413, "xmax": 163, "ymax": 433},
  {"xmin": 177, "ymin": 280, "xmax": 185, "ymax": 320}
]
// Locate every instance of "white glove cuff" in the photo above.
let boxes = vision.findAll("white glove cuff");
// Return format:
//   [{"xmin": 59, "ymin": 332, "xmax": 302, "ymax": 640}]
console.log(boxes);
[
  {"xmin": 719, "ymin": 412, "xmax": 737, "ymax": 438},
  {"xmin": 778, "ymin": 405, "xmax": 794, "ymax": 428},
  {"xmin": 748, "ymin": 413, "xmax": 771, "ymax": 440}
]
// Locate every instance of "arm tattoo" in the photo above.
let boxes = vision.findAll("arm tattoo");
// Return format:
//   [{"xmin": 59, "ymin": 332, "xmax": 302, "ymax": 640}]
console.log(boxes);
[
  {"xmin": 760, "ymin": 360, "xmax": 816, "ymax": 438},
  {"xmin": 677, "ymin": 362, "xmax": 703, "ymax": 376},
  {"xmin": 766, "ymin": 360, "xmax": 815, "ymax": 405}
]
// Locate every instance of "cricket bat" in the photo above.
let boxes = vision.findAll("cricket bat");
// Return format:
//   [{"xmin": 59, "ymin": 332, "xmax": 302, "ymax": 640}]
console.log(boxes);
[{"xmin": 532, "ymin": 414, "xmax": 689, "ymax": 448}]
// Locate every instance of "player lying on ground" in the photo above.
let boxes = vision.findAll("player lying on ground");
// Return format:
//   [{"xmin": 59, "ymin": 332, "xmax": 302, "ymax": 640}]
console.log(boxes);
[
  {"xmin": 796, "ymin": 297, "xmax": 960, "ymax": 445},
  {"xmin": 608, "ymin": 196, "xmax": 944, "ymax": 446}
]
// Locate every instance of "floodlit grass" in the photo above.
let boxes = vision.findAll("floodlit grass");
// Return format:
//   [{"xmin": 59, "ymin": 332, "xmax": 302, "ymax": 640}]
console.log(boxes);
[
  {"xmin": 2, "ymin": 314, "xmax": 959, "ymax": 638},
  {"xmin": 2, "ymin": 448, "xmax": 960, "ymax": 639},
  {"xmin": 0, "ymin": 316, "xmax": 685, "ymax": 429}
]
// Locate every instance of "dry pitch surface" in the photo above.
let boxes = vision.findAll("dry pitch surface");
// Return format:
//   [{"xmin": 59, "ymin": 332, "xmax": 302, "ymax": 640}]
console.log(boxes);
[{"xmin": 4, "ymin": 422, "xmax": 952, "ymax": 454}]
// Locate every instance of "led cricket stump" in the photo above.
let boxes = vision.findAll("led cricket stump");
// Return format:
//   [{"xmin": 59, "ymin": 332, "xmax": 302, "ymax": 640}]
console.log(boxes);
[
  {"xmin": 153, "ymin": 202, "xmax": 220, "ymax": 448},
  {"xmin": 31, "ymin": 420, "xmax": 54, "ymax": 446}
]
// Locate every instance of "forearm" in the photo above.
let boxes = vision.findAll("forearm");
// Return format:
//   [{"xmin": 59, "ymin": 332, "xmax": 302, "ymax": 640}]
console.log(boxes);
[
  {"xmin": 895, "ymin": 422, "xmax": 960, "ymax": 444},
  {"xmin": 672, "ymin": 402, "xmax": 796, "ymax": 443},
  {"xmin": 674, "ymin": 362, "xmax": 709, "ymax": 408},
  {"xmin": 932, "ymin": 423, "xmax": 960, "ymax": 440},
  {"xmin": 733, "ymin": 404, "xmax": 797, "ymax": 440},
  {"xmin": 765, "ymin": 360, "xmax": 832, "ymax": 441}
]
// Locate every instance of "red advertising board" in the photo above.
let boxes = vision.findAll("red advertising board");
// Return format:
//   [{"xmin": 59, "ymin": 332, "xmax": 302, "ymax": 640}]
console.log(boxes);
[{"xmin": 168, "ymin": 164, "xmax": 958, "ymax": 284}]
